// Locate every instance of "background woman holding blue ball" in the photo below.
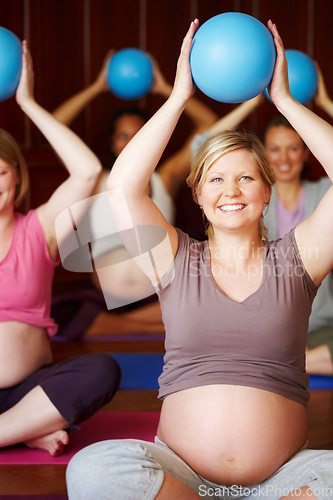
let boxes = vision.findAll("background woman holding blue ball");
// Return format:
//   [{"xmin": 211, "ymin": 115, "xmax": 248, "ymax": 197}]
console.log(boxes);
[{"xmin": 51, "ymin": 48, "xmax": 218, "ymax": 339}]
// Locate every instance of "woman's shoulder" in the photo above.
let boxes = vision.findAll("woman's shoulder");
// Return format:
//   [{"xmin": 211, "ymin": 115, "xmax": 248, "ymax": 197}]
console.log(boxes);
[
  {"xmin": 156, "ymin": 228, "xmax": 208, "ymax": 293},
  {"xmin": 173, "ymin": 227, "xmax": 209, "ymax": 270},
  {"xmin": 175, "ymin": 227, "xmax": 206, "ymax": 251},
  {"xmin": 13, "ymin": 209, "xmax": 50, "ymax": 257},
  {"xmin": 264, "ymin": 229, "xmax": 296, "ymax": 258},
  {"xmin": 15, "ymin": 209, "xmax": 37, "ymax": 227}
]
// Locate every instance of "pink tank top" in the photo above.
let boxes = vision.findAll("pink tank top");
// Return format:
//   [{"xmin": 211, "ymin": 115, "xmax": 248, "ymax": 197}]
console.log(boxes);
[{"xmin": 0, "ymin": 211, "xmax": 59, "ymax": 337}]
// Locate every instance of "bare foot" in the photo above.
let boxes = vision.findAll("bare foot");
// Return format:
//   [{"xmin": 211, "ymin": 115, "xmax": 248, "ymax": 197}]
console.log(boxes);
[{"xmin": 24, "ymin": 429, "xmax": 69, "ymax": 456}]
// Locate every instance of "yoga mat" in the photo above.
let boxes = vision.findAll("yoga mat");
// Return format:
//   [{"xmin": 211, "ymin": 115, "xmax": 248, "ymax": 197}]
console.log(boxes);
[
  {"xmin": 308, "ymin": 374, "xmax": 333, "ymax": 389},
  {"xmin": 112, "ymin": 353, "xmax": 164, "ymax": 389},
  {"xmin": 110, "ymin": 355, "xmax": 333, "ymax": 390},
  {"xmin": 0, "ymin": 411, "xmax": 160, "ymax": 465}
]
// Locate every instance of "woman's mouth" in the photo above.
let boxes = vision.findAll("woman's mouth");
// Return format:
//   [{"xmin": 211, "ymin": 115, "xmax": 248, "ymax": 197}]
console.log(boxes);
[
  {"xmin": 218, "ymin": 204, "xmax": 245, "ymax": 213},
  {"xmin": 277, "ymin": 164, "xmax": 292, "ymax": 173}
]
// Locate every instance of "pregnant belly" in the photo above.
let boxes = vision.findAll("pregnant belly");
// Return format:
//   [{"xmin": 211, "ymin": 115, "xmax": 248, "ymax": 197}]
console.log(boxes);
[
  {"xmin": 0, "ymin": 322, "xmax": 52, "ymax": 387},
  {"xmin": 157, "ymin": 384, "xmax": 308, "ymax": 486}
]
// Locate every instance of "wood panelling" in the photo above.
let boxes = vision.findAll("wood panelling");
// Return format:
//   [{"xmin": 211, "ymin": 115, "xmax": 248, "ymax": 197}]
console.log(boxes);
[{"xmin": 1, "ymin": 0, "xmax": 332, "ymax": 151}]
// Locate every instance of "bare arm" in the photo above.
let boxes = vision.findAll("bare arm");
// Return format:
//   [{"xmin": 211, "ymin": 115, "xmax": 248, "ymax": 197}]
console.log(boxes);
[
  {"xmin": 107, "ymin": 20, "xmax": 200, "ymax": 282},
  {"xmin": 152, "ymin": 56, "xmax": 218, "ymax": 129},
  {"xmin": 52, "ymin": 50, "xmax": 113, "ymax": 126},
  {"xmin": 314, "ymin": 62, "xmax": 333, "ymax": 120},
  {"xmin": 16, "ymin": 41, "xmax": 102, "ymax": 259},
  {"xmin": 267, "ymin": 21, "xmax": 333, "ymax": 285},
  {"xmin": 208, "ymin": 93, "xmax": 265, "ymax": 135},
  {"xmin": 189, "ymin": 93, "xmax": 265, "ymax": 167},
  {"xmin": 151, "ymin": 56, "xmax": 218, "ymax": 197}
]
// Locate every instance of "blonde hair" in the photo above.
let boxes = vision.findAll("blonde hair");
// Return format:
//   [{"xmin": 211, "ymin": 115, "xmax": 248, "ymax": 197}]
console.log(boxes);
[
  {"xmin": 0, "ymin": 129, "xmax": 29, "ymax": 207},
  {"xmin": 187, "ymin": 129, "xmax": 275, "ymax": 240}
]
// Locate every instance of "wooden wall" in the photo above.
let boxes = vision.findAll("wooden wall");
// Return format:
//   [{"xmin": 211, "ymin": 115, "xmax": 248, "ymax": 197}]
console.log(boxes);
[{"xmin": 0, "ymin": 0, "xmax": 332, "ymax": 284}]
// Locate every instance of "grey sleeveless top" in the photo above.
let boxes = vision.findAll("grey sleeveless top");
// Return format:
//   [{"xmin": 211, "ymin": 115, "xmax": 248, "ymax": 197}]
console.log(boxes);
[{"xmin": 156, "ymin": 228, "xmax": 317, "ymax": 407}]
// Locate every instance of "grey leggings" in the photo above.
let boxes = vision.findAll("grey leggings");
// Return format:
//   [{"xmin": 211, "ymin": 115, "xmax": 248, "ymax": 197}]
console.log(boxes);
[{"xmin": 66, "ymin": 438, "xmax": 333, "ymax": 499}]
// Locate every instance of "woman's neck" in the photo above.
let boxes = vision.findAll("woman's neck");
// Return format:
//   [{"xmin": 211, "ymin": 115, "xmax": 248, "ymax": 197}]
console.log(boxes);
[
  {"xmin": 209, "ymin": 228, "xmax": 264, "ymax": 267},
  {"xmin": 0, "ymin": 208, "xmax": 16, "ymax": 236}
]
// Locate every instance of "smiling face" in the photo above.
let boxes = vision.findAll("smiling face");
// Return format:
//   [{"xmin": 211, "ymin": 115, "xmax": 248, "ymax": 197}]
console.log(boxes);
[
  {"xmin": 197, "ymin": 148, "xmax": 271, "ymax": 236},
  {"xmin": 0, "ymin": 159, "xmax": 20, "ymax": 213},
  {"xmin": 264, "ymin": 125, "xmax": 309, "ymax": 183},
  {"xmin": 111, "ymin": 114, "xmax": 146, "ymax": 158}
]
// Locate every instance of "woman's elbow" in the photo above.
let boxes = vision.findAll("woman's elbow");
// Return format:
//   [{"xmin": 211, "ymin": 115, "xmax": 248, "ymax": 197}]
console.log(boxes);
[{"xmin": 83, "ymin": 159, "xmax": 103, "ymax": 183}]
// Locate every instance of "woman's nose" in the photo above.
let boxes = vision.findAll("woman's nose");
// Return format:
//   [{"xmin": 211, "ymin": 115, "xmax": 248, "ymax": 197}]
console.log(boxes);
[
  {"xmin": 223, "ymin": 180, "xmax": 240, "ymax": 197},
  {"xmin": 278, "ymin": 148, "xmax": 289, "ymax": 162}
]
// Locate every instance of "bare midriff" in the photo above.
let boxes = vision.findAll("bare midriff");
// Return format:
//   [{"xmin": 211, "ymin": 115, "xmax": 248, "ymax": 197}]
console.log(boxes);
[
  {"xmin": 157, "ymin": 384, "xmax": 307, "ymax": 486},
  {"xmin": 0, "ymin": 322, "xmax": 52, "ymax": 388},
  {"xmin": 91, "ymin": 247, "xmax": 155, "ymax": 300}
]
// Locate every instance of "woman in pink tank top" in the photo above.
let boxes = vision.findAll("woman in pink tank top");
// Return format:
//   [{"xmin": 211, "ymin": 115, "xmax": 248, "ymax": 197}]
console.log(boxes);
[{"xmin": 0, "ymin": 41, "xmax": 121, "ymax": 456}]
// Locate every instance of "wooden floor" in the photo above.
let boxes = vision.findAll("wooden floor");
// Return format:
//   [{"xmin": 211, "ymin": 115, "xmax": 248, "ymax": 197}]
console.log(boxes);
[{"xmin": 1, "ymin": 338, "xmax": 333, "ymax": 496}]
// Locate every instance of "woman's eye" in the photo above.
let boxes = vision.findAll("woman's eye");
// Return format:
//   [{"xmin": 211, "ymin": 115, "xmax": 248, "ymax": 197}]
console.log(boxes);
[
  {"xmin": 240, "ymin": 176, "xmax": 252, "ymax": 181},
  {"xmin": 211, "ymin": 177, "xmax": 222, "ymax": 182}
]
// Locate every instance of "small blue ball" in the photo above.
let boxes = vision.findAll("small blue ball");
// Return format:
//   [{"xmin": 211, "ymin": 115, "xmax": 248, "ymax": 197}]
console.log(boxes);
[
  {"xmin": 0, "ymin": 27, "xmax": 22, "ymax": 102},
  {"xmin": 285, "ymin": 50, "xmax": 318, "ymax": 104},
  {"xmin": 107, "ymin": 48, "xmax": 154, "ymax": 100},
  {"xmin": 265, "ymin": 50, "xmax": 318, "ymax": 104},
  {"xmin": 190, "ymin": 12, "xmax": 276, "ymax": 103}
]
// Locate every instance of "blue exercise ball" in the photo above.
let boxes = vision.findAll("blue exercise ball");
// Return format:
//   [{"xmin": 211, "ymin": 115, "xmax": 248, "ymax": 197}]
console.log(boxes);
[
  {"xmin": 190, "ymin": 12, "xmax": 276, "ymax": 103},
  {"xmin": 107, "ymin": 48, "xmax": 154, "ymax": 100},
  {"xmin": 0, "ymin": 27, "xmax": 22, "ymax": 102},
  {"xmin": 265, "ymin": 49, "xmax": 318, "ymax": 104},
  {"xmin": 285, "ymin": 49, "xmax": 317, "ymax": 104}
]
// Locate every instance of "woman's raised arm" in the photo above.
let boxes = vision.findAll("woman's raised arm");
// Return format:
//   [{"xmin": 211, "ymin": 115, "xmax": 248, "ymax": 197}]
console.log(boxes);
[
  {"xmin": 107, "ymin": 20, "xmax": 199, "ymax": 225},
  {"xmin": 16, "ymin": 41, "xmax": 102, "ymax": 257},
  {"xmin": 267, "ymin": 21, "xmax": 333, "ymax": 285},
  {"xmin": 106, "ymin": 20, "xmax": 199, "ymax": 283}
]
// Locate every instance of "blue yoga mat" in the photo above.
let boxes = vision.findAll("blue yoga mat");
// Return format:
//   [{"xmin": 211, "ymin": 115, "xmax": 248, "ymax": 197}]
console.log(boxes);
[
  {"xmin": 112, "ymin": 353, "xmax": 164, "ymax": 389},
  {"xmin": 111, "ymin": 353, "xmax": 333, "ymax": 390},
  {"xmin": 308, "ymin": 375, "xmax": 333, "ymax": 389}
]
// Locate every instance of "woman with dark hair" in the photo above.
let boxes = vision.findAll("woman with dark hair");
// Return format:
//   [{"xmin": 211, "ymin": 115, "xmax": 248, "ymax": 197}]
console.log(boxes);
[{"xmin": 51, "ymin": 50, "xmax": 218, "ymax": 338}]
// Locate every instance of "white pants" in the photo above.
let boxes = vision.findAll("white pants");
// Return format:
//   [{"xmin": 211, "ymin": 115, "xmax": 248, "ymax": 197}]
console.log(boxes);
[{"xmin": 66, "ymin": 438, "xmax": 333, "ymax": 499}]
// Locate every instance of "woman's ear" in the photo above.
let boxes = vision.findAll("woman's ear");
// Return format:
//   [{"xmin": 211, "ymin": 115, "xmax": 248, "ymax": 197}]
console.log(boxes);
[
  {"xmin": 264, "ymin": 184, "xmax": 271, "ymax": 205},
  {"xmin": 195, "ymin": 182, "xmax": 202, "ymax": 207}
]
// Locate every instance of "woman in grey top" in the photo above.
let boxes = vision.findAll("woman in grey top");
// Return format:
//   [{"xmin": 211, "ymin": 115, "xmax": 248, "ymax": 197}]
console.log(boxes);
[
  {"xmin": 66, "ymin": 20, "xmax": 333, "ymax": 499},
  {"xmin": 191, "ymin": 65, "xmax": 333, "ymax": 376}
]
